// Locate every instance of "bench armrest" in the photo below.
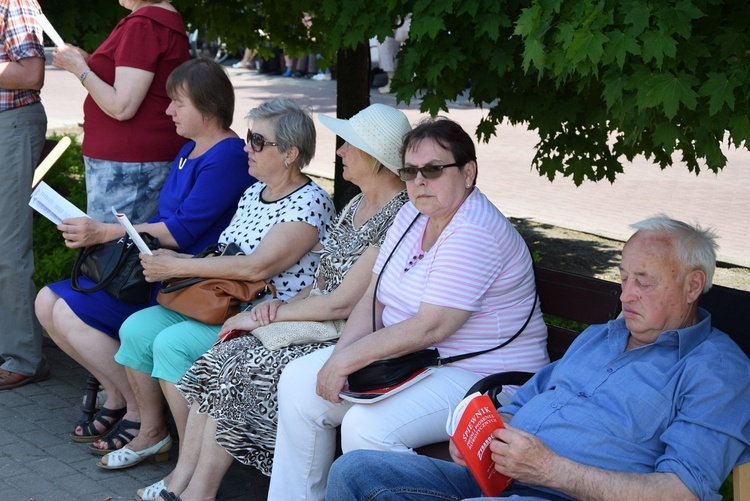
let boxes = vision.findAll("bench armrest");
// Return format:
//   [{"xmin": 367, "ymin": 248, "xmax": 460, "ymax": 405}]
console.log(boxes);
[
  {"xmin": 736, "ymin": 461, "xmax": 750, "ymax": 501},
  {"xmin": 464, "ymin": 371, "xmax": 534, "ymax": 407}
]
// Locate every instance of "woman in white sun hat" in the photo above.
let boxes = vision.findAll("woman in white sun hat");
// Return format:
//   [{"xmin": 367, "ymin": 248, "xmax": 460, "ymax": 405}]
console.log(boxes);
[{"xmin": 138, "ymin": 103, "xmax": 410, "ymax": 501}]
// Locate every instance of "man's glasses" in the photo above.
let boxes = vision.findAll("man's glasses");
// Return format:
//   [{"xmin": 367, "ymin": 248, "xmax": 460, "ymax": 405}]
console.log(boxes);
[
  {"xmin": 247, "ymin": 131, "xmax": 278, "ymax": 152},
  {"xmin": 398, "ymin": 162, "xmax": 462, "ymax": 182}
]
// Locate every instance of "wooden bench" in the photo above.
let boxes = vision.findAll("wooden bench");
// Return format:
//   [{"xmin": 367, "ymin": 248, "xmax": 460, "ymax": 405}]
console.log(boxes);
[{"xmin": 417, "ymin": 266, "xmax": 749, "ymax": 501}]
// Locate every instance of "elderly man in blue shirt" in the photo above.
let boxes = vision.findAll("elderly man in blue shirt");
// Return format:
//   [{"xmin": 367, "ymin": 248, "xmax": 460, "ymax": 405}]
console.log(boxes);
[{"xmin": 326, "ymin": 215, "xmax": 750, "ymax": 501}]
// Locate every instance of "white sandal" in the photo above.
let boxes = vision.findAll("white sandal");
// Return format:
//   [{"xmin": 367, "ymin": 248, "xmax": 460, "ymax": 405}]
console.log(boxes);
[
  {"xmin": 136, "ymin": 479, "xmax": 166, "ymax": 501},
  {"xmin": 97, "ymin": 435, "xmax": 172, "ymax": 470}
]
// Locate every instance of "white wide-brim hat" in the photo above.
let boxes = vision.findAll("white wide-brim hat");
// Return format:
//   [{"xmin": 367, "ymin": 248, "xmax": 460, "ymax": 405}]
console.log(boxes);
[{"xmin": 318, "ymin": 104, "xmax": 411, "ymax": 175}]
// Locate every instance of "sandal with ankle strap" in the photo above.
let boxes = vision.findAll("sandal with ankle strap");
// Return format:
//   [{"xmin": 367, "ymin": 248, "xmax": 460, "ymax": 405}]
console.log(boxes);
[
  {"xmin": 69, "ymin": 407, "xmax": 126, "ymax": 443},
  {"xmin": 88, "ymin": 418, "xmax": 141, "ymax": 456}
]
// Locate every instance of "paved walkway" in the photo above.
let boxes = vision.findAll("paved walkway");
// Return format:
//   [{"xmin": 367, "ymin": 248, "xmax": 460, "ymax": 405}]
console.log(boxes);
[
  {"xmin": 5, "ymin": 55, "xmax": 745, "ymax": 501},
  {"xmin": 0, "ymin": 340, "xmax": 266, "ymax": 501}
]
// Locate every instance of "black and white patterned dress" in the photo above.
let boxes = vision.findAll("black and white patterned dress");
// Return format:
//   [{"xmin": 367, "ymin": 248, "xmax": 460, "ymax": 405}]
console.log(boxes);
[
  {"xmin": 219, "ymin": 180, "xmax": 335, "ymax": 301},
  {"xmin": 177, "ymin": 191, "xmax": 409, "ymax": 475}
]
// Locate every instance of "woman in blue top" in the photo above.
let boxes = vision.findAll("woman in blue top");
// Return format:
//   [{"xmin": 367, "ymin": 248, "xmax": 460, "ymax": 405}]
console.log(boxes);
[{"xmin": 34, "ymin": 58, "xmax": 255, "ymax": 452}]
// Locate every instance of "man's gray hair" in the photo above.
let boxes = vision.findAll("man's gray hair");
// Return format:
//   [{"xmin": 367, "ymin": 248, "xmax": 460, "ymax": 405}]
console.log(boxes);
[
  {"xmin": 630, "ymin": 215, "xmax": 718, "ymax": 293},
  {"xmin": 246, "ymin": 98, "xmax": 316, "ymax": 168}
]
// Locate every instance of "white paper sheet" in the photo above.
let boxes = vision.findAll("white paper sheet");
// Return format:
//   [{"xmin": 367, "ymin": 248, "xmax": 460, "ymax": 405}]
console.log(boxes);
[
  {"xmin": 29, "ymin": 181, "xmax": 88, "ymax": 225},
  {"xmin": 111, "ymin": 207, "xmax": 153, "ymax": 255}
]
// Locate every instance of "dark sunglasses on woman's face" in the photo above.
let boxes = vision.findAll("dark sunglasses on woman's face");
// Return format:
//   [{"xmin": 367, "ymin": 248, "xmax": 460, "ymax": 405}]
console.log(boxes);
[
  {"xmin": 398, "ymin": 162, "xmax": 461, "ymax": 182},
  {"xmin": 246, "ymin": 131, "xmax": 278, "ymax": 152}
]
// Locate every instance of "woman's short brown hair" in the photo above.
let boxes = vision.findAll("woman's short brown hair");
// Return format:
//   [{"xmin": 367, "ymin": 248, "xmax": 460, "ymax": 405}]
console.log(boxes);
[{"xmin": 166, "ymin": 58, "xmax": 235, "ymax": 130}]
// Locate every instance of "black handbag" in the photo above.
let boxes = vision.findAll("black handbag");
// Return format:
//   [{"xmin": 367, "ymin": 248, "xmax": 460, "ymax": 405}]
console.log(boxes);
[
  {"xmin": 70, "ymin": 233, "xmax": 159, "ymax": 305},
  {"xmin": 347, "ymin": 214, "xmax": 536, "ymax": 393},
  {"xmin": 347, "ymin": 348, "xmax": 440, "ymax": 392}
]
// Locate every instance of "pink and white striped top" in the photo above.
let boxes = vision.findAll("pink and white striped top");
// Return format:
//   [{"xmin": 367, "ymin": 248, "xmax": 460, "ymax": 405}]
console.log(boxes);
[{"xmin": 373, "ymin": 188, "xmax": 549, "ymax": 380}]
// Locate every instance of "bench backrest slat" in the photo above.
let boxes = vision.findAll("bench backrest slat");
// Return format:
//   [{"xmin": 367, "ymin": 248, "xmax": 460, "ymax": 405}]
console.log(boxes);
[
  {"xmin": 536, "ymin": 266, "xmax": 750, "ymax": 360},
  {"xmin": 535, "ymin": 266, "xmax": 622, "ymax": 361},
  {"xmin": 699, "ymin": 284, "xmax": 750, "ymax": 358}
]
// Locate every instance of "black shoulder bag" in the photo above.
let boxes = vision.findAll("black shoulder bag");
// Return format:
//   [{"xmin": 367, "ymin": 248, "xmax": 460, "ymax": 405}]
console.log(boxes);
[
  {"xmin": 347, "ymin": 214, "xmax": 536, "ymax": 392},
  {"xmin": 70, "ymin": 233, "xmax": 160, "ymax": 305}
]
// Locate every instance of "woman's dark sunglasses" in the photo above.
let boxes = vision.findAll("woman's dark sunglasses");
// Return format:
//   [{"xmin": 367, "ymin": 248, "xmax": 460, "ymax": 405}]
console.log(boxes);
[
  {"xmin": 398, "ymin": 162, "xmax": 461, "ymax": 182},
  {"xmin": 247, "ymin": 131, "xmax": 278, "ymax": 152}
]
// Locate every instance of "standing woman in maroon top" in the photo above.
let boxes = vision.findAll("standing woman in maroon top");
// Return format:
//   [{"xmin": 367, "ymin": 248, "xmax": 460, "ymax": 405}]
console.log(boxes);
[{"xmin": 52, "ymin": 0, "xmax": 189, "ymax": 223}]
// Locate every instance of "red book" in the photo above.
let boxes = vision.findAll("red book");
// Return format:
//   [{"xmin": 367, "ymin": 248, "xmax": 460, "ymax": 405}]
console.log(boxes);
[
  {"xmin": 214, "ymin": 329, "xmax": 248, "ymax": 345},
  {"xmin": 446, "ymin": 392, "xmax": 513, "ymax": 497}
]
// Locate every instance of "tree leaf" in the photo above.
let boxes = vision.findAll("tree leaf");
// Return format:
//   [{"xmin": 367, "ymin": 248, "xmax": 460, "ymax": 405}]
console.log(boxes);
[
  {"xmin": 567, "ymin": 28, "xmax": 609, "ymax": 65},
  {"xmin": 605, "ymin": 29, "xmax": 641, "ymax": 68},
  {"xmin": 623, "ymin": 0, "xmax": 652, "ymax": 36},
  {"xmin": 523, "ymin": 37, "xmax": 546, "ymax": 73},
  {"xmin": 640, "ymin": 29, "xmax": 678, "ymax": 68},
  {"xmin": 515, "ymin": 4, "xmax": 542, "ymax": 38},
  {"xmin": 409, "ymin": 15, "xmax": 447, "ymax": 40},
  {"xmin": 698, "ymin": 72, "xmax": 740, "ymax": 115},
  {"xmin": 642, "ymin": 72, "xmax": 699, "ymax": 119}
]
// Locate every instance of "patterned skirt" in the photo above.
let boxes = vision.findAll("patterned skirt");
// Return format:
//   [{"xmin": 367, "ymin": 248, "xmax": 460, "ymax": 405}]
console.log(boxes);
[{"xmin": 177, "ymin": 334, "xmax": 333, "ymax": 475}]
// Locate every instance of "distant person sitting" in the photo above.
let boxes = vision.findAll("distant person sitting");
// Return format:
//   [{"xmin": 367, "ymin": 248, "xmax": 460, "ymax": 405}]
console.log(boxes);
[
  {"xmin": 326, "ymin": 216, "xmax": 750, "ymax": 501},
  {"xmin": 232, "ymin": 47, "xmax": 257, "ymax": 69},
  {"xmin": 281, "ymin": 54, "xmax": 296, "ymax": 77},
  {"xmin": 293, "ymin": 53, "xmax": 317, "ymax": 78}
]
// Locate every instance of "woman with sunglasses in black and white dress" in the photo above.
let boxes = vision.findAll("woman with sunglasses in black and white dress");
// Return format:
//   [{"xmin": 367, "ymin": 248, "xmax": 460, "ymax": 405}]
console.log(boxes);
[
  {"xmin": 268, "ymin": 117, "xmax": 551, "ymax": 501},
  {"xmin": 97, "ymin": 98, "xmax": 335, "ymax": 471}
]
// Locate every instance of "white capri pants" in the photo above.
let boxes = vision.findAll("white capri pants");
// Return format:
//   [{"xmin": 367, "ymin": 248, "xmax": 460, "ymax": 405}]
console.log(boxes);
[{"xmin": 268, "ymin": 344, "xmax": 484, "ymax": 501}]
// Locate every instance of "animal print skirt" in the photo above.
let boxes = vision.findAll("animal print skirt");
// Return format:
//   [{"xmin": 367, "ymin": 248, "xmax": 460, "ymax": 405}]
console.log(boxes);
[{"xmin": 177, "ymin": 334, "xmax": 333, "ymax": 475}]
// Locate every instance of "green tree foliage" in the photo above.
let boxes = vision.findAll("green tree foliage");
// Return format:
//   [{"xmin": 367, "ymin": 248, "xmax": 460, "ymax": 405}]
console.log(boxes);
[
  {"xmin": 386, "ymin": 0, "xmax": 749, "ymax": 184},
  {"xmin": 40, "ymin": 1, "xmax": 126, "ymax": 51},
  {"xmin": 173, "ymin": 1, "xmax": 316, "ymax": 59}
]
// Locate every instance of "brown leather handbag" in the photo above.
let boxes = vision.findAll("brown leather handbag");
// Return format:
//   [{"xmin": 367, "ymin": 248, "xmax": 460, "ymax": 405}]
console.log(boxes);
[
  {"xmin": 157, "ymin": 277, "xmax": 275, "ymax": 325},
  {"xmin": 156, "ymin": 242, "xmax": 276, "ymax": 324}
]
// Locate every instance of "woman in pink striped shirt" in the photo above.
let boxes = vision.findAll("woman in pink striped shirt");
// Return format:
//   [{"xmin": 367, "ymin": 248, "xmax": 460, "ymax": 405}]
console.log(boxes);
[{"xmin": 269, "ymin": 117, "xmax": 549, "ymax": 501}]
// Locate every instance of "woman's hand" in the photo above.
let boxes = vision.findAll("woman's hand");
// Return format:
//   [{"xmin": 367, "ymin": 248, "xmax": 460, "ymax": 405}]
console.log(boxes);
[
  {"xmin": 139, "ymin": 251, "xmax": 184, "ymax": 282},
  {"xmin": 250, "ymin": 298, "xmax": 284, "ymax": 325},
  {"xmin": 315, "ymin": 352, "xmax": 349, "ymax": 403},
  {"xmin": 57, "ymin": 217, "xmax": 108, "ymax": 248},
  {"xmin": 51, "ymin": 44, "xmax": 88, "ymax": 76},
  {"xmin": 220, "ymin": 311, "xmax": 262, "ymax": 334}
]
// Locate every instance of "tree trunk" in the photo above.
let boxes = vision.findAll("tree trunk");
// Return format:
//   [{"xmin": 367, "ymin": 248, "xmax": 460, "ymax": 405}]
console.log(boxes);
[{"xmin": 332, "ymin": 42, "xmax": 370, "ymax": 212}]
